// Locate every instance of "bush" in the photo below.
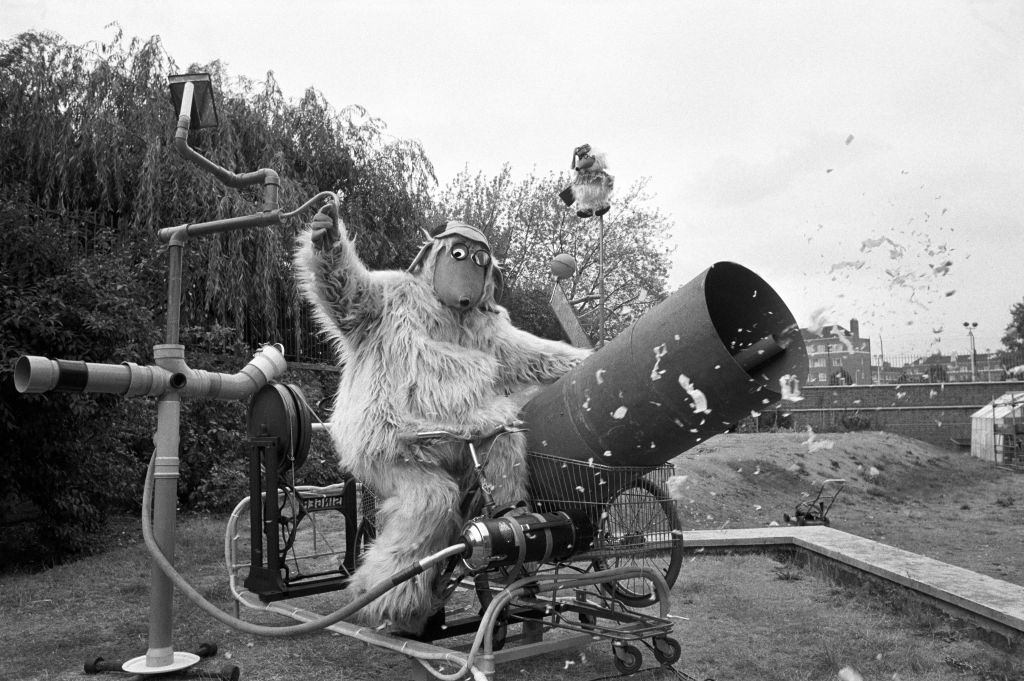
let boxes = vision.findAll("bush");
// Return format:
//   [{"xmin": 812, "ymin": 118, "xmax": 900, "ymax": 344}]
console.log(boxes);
[
  {"xmin": 840, "ymin": 412, "xmax": 872, "ymax": 431},
  {"xmin": 0, "ymin": 201, "xmax": 160, "ymax": 566}
]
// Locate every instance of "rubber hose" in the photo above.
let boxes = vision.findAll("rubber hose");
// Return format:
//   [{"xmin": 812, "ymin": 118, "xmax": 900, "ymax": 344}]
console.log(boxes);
[{"xmin": 141, "ymin": 452, "xmax": 465, "ymax": 636}]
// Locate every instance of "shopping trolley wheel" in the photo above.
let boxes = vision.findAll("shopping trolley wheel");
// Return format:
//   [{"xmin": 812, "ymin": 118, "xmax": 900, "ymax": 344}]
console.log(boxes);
[
  {"xmin": 651, "ymin": 635, "xmax": 681, "ymax": 665},
  {"xmin": 612, "ymin": 643, "xmax": 643, "ymax": 674},
  {"xmin": 595, "ymin": 478, "xmax": 683, "ymax": 607}
]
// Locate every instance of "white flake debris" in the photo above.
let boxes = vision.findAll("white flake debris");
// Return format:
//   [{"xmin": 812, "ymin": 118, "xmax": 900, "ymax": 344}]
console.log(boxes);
[
  {"xmin": 665, "ymin": 475, "xmax": 689, "ymax": 501},
  {"xmin": 650, "ymin": 343, "xmax": 668, "ymax": 381},
  {"xmin": 838, "ymin": 667, "xmax": 864, "ymax": 681},
  {"xmin": 802, "ymin": 425, "xmax": 834, "ymax": 452},
  {"xmin": 677, "ymin": 373, "xmax": 709, "ymax": 413},
  {"xmin": 595, "ymin": 369, "xmax": 606, "ymax": 384},
  {"xmin": 612, "ymin": 406, "xmax": 628, "ymax": 419}
]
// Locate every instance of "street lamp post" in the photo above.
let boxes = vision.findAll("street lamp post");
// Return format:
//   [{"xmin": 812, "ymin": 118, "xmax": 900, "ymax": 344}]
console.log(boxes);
[{"xmin": 964, "ymin": 322, "xmax": 978, "ymax": 381}]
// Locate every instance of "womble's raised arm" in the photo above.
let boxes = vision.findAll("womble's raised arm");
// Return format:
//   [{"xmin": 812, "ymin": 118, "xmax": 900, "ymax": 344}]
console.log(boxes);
[{"xmin": 293, "ymin": 208, "xmax": 384, "ymax": 340}]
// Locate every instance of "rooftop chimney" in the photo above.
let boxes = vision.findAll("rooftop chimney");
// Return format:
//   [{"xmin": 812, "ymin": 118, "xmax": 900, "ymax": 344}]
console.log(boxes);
[{"xmin": 850, "ymin": 318, "xmax": 860, "ymax": 338}]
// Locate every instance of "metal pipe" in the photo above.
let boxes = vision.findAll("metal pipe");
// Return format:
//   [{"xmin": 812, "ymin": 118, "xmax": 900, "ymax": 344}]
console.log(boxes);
[
  {"xmin": 146, "ymin": 394, "xmax": 181, "ymax": 668},
  {"xmin": 173, "ymin": 109, "xmax": 279, "ymax": 212},
  {"xmin": 13, "ymin": 345, "xmax": 285, "ymax": 399},
  {"xmin": 192, "ymin": 345, "xmax": 287, "ymax": 399},
  {"xmin": 12, "ymin": 356, "xmax": 182, "ymax": 396},
  {"xmin": 597, "ymin": 213, "xmax": 606, "ymax": 347},
  {"xmin": 156, "ymin": 212, "xmax": 283, "ymax": 244},
  {"xmin": 165, "ymin": 232, "xmax": 185, "ymax": 345}
]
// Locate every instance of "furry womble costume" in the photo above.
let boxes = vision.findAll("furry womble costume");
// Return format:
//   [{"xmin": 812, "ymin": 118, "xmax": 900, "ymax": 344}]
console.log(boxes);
[
  {"xmin": 559, "ymin": 143, "xmax": 614, "ymax": 218},
  {"xmin": 293, "ymin": 213, "xmax": 589, "ymax": 632}
]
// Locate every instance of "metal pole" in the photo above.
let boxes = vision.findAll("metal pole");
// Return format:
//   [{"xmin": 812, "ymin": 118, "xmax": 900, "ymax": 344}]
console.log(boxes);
[
  {"xmin": 970, "ymin": 329, "xmax": 977, "ymax": 381},
  {"xmin": 597, "ymin": 214, "xmax": 606, "ymax": 347},
  {"xmin": 146, "ymin": 233, "xmax": 186, "ymax": 668},
  {"xmin": 147, "ymin": 395, "xmax": 181, "ymax": 668},
  {"xmin": 879, "ymin": 335, "xmax": 884, "ymax": 384}
]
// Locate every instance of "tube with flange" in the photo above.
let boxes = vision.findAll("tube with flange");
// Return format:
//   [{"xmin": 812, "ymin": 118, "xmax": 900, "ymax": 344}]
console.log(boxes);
[
  {"xmin": 13, "ymin": 345, "xmax": 287, "ymax": 400},
  {"xmin": 523, "ymin": 261, "xmax": 808, "ymax": 502}
]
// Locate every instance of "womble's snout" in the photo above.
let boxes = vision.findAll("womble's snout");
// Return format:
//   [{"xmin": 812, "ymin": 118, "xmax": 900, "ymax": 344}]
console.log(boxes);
[{"xmin": 431, "ymin": 238, "xmax": 490, "ymax": 310}]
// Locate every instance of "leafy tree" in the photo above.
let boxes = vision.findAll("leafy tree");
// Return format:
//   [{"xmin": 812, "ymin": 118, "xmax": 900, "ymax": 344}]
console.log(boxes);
[
  {"xmin": 1000, "ymin": 298, "xmax": 1024, "ymax": 365},
  {"xmin": 0, "ymin": 28, "xmax": 435, "ymax": 564},
  {"xmin": 0, "ymin": 200, "xmax": 158, "ymax": 565},
  {"xmin": 430, "ymin": 165, "xmax": 674, "ymax": 342},
  {"xmin": 925, "ymin": 364, "xmax": 948, "ymax": 383},
  {"xmin": 1, "ymin": 28, "xmax": 434, "ymax": 358}
]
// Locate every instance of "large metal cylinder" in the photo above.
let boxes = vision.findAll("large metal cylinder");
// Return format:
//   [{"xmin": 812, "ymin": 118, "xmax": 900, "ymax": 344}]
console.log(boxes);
[{"xmin": 523, "ymin": 261, "xmax": 807, "ymax": 472}]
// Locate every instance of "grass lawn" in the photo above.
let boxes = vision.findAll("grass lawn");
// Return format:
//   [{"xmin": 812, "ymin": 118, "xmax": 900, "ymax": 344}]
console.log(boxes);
[{"xmin": 2, "ymin": 432, "xmax": 1021, "ymax": 680}]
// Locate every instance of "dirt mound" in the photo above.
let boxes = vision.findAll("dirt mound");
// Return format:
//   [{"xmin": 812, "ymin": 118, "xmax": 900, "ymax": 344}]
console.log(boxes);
[
  {"xmin": 667, "ymin": 430, "xmax": 1023, "ymax": 584},
  {"xmin": 667, "ymin": 431, "xmax": 995, "ymax": 525}
]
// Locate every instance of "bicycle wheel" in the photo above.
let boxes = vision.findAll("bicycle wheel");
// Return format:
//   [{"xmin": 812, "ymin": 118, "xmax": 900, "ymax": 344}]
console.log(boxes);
[{"xmin": 592, "ymin": 478, "xmax": 683, "ymax": 607}]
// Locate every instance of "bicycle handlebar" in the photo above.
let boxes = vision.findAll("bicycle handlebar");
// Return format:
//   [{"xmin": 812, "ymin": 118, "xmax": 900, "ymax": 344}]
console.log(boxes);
[{"xmin": 414, "ymin": 421, "xmax": 525, "ymax": 443}]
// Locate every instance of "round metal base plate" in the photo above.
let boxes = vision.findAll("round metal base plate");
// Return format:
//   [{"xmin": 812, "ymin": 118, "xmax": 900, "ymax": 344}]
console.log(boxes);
[{"xmin": 122, "ymin": 652, "xmax": 200, "ymax": 674}]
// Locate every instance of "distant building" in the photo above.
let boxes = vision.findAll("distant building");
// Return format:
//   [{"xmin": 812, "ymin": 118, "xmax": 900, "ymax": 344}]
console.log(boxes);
[{"xmin": 800, "ymin": 318, "xmax": 872, "ymax": 385}]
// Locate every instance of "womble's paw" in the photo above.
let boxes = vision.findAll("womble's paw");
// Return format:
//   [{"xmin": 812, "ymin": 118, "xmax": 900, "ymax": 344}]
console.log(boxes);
[{"xmin": 309, "ymin": 205, "xmax": 342, "ymax": 248}]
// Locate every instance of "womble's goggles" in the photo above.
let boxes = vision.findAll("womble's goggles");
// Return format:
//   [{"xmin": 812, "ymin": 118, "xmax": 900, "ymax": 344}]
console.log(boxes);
[{"xmin": 450, "ymin": 242, "xmax": 491, "ymax": 268}]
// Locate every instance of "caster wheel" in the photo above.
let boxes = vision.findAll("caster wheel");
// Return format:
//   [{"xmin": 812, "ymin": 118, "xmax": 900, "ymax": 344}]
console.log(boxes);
[
  {"xmin": 196, "ymin": 642, "xmax": 217, "ymax": 658},
  {"xmin": 652, "ymin": 636, "xmax": 681, "ymax": 665},
  {"xmin": 219, "ymin": 664, "xmax": 241, "ymax": 681},
  {"xmin": 613, "ymin": 643, "xmax": 643, "ymax": 674}
]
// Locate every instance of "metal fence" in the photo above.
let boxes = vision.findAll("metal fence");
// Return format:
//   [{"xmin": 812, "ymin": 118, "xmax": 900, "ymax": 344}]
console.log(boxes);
[{"xmin": 807, "ymin": 350, "xmax": 1024, "ymax": 386}]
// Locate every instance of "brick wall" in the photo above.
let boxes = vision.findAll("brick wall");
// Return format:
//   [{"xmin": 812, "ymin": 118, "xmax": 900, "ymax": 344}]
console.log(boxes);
[{"xmin": 783, "ymin": 381, "xmax": 1024, "ymax": 448}]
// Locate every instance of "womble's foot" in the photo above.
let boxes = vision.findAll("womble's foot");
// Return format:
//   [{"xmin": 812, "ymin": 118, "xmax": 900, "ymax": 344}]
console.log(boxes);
[
  {"xmin": 577, "ymin": 209, "xmax": 595, "ymax": 218},
  {"xmin": 394, "ymin": 607, "xmax": 447, "ymax": 640},
  {"xmin": 595, "ymin": 205, "xmax": 610, "ymax": 216}
]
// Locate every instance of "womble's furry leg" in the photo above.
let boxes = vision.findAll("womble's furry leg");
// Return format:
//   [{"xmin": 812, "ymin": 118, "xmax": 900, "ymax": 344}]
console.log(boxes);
[
  {"xmin": 347, "ymin": 464, "xmax": 461, "ymax": 633},
  {"xmin": 482, "ymin": 430, "xmax": 529, "ymax": 510}
]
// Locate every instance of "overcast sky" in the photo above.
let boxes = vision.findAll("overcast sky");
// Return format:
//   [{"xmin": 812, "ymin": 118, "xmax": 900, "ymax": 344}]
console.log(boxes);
[{"xmin": 5, "ymin": 0, "xmax": 1022, "ymax": 357}]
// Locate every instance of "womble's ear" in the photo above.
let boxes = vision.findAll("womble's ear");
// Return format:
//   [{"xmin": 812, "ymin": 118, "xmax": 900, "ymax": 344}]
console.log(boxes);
[
  {"xmin": 406, "ymin": 226, "xmax": 441, "ymax": 274},
  {"xmin": 492, "ymin": 265, "xmax": 505, "ymax": 304}
]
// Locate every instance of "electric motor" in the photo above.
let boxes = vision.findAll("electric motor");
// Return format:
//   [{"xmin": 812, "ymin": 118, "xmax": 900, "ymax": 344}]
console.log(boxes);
[{"xmin": 461, "ymin": 511, "xmax": 594, "ymax": 572}]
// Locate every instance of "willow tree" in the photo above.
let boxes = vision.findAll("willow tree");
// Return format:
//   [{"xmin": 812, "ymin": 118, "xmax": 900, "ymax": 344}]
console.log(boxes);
[
  {"xmin": 0, "ymin": 28, "xmax": 434, "ymax": 561},
  {"xmin": 1, "ymin": 27, "xmax": 434, "ymax": 358},
  {"xmin": 431, "ymin": 166, "xmax": 674, "ymax": 342}
]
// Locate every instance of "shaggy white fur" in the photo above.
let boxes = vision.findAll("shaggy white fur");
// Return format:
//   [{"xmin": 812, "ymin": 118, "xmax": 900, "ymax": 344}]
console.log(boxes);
[
  {"xmin": 571, "ymin": 150, "xmax": 614, "ymax": 218},
  {"xmin": 293, "ymin": 215, "xmax": 589, "ymax": 632}
]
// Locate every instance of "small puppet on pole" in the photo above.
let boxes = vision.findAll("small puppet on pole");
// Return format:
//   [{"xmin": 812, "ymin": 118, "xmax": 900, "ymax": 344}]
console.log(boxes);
[{"xmin": 558, "ymin": 143, "xmax": 614, "ymax": 218}]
